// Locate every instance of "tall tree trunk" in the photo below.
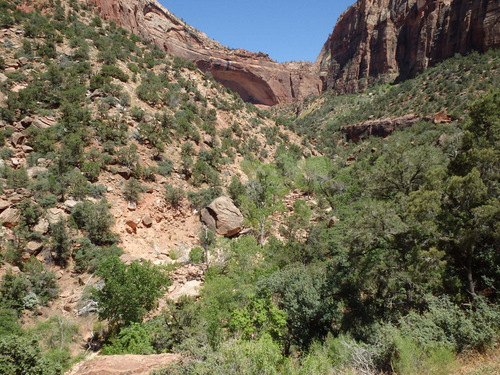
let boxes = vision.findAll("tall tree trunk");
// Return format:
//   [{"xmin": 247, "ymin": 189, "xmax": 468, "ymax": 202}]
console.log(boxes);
[{"xmin": 466, "ymin": 249, "xmax": 476, "ymax": 296}]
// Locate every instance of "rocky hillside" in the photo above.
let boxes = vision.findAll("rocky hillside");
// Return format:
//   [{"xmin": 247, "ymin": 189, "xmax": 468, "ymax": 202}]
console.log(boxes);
[
  {"xmin": 316, "ymin": 0, "xmax": 500, "ymax": 93},
  {"xmin": 0, "ymin": 1, "xmax": 307, "ymax": 370},
  {"xmin": 88, "ymin": 0, "xmax": 322, "ymax": 105},
  {"xmin": 89, "ymin": 0, "xmax": 500, "ymax": 102}
]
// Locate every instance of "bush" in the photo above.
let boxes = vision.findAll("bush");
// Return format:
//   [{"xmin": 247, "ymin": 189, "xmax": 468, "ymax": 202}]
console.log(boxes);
[
  {"xmin": 157, "ymin": 158, "xmax": 174, "ymax": 176},
  {"xmin": 158, "ymin": 335, "xmax": 285, "ymax": 375},
  {"xmin": 102, "ymin": 322, "xmax": 154, "ymax": 355},
  {"xmin": 189, "ymin": 247, "xmax": 204, "ymax": 263},
  {"xmin": 397, "ymin": 296, "xmax": 500, "ymax": 353},
  {"xmin": 92, "ymin": 256, "xmax": 171, "ymax": 328},
  {"xmin": 0, "ymin": 335, "xmax": 61, "ymax": 375},
  {"xmin": 187, "ymin": 187, "xmax": 222, "ymax": 211},
  {"xmin": 70, "ymin": 200, "xmax": 117, "ymax": 245},
  {"xmin": 72, "ymin": 237, "xmax": 123, "ymax": 274},
  {"xmin": 100, "ymin": 64, "xmax": 129, "ymax": 82},
  {"xmin": 0, "ymin": 308, "xmax": 22, "ymax": 337},
  {"xmin": 392, "ymin": 334, "xmax": 455, "ymax": 375},
  {"xmin": 0, "ymin": 270, "xmax": 31, "ymax": 312},
  {"xmin": 50, "ymin": 218, "xmax": 71, "ymax": 266},
  {"xmin": 164, "ymin": 184, "xmax": 185, "ymax": 210},
  {"xmin": 123, "ymin": 178, "xmax": 146, "ymax": 203},
  {"xmin": 24, "ymin": 258, "xmax": 59, "ymax": 306}
]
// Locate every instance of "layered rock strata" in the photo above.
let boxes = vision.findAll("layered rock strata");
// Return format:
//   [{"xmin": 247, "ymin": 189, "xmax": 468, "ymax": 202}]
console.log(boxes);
[
  {"xmin": 316, "ymin": 0, "xmax": 500, "ymax": 94},
  {"xmin": 88, "ymin": 0, "xmax": 321, "ymax": 105}
]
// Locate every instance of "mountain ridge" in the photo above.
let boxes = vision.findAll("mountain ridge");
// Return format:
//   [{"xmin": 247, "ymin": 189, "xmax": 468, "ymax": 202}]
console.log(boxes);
[
  {"xmin": 88, "ymin": 0, "xmax": 322, "ymax": 106},
  {"xmin": 316, "ymin": 0, "xmax": 500, "ymax": 93}
]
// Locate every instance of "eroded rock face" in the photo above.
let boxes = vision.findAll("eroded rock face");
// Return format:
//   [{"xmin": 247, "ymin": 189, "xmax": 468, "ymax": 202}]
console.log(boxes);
[
  {"xmin": 341, "ymin": 114, "xmax": 421, "ymax": 142},
  {"xmin": 89, "ymin": 0, "xmax": 321, "ymax": 105},
  {"xmin": 201, "ymin": 197, "xmax": 244, "ymax": 237},
  {"xmin": 316, "ymin": 0, "xmax": 500, "ymax": 94}
]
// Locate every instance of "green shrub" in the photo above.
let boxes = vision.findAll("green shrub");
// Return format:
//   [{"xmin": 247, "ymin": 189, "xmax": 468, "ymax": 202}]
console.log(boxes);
[
  {"xmin": 70, "ymin": 200, "xmax": 117, "ymax": 245},
  {"xmin": 158, "ymin": 335, "xmax": 285, "ymax": 375},
  {"xmin": 72, "ymin": 237, "xmax": 123, "ymax": 274},
  {"xmin": 50, "ymin": 218, "xmax": 71, "ymax": 266},
  {"xmin": 157, "ymin": 158, "xmax": 174, "ymax": 176},
  {"xmin": 0, "ymin": 270, "xmax": 31, "ymax": 312},
  {"xmin": 189, "ymin": 246, "xmax": 204, "ymax": 264},
  {"xmin": 187, "ymin": 187, "xmax": 222, "ymax": 211},
  {"xmin": 102, "ymin": 322, "xmax": 154, "ymax": 355},
  {"xmin": 164, "ymin": 184, "xmax": 185, "ymax": 209},
  {"xmin": 24, "ymin": 259, "xmax": 59, "ymax": 306},
  {"xmin": 2, "ymin": 166, "xmax": 29, "ymax": 189},
  {"xmin": 30, "ymin": 315, "xmax": 79, "ymax": 370},
  {"xmin": 101, "ymin": 64, "xmax": 129, "ymax": 82},
  {"xmin": 123, "ymin": 178, "xmax": 146, "ymax": 203},
  {"xmin": 89, "ymin": 74, "xmax": 112, "ymax": 90},
  {"xmin": 0, "ymin": 308, "xmax": 22, "ymax": 337},
  {"xmin": 392, "ymin": 334, "xmax": 455, "ymax": 375},
  {"xmin": 0, "ymin": 335, "xmax": 61, "ymax": 375},
  {"xmin": 0, "ymin": 261, "xmax": 58, "ymax": 313},
  {"xmin": 398, "ymin": 296, "xmax": 500, "ymax": 353},
  {"xmin": 92, "ymin": 256, "xmax": 171, "ymax": 328},
  {"xmin": 191, "ymin": 160, "xmax": 220, "ymax": 187}
]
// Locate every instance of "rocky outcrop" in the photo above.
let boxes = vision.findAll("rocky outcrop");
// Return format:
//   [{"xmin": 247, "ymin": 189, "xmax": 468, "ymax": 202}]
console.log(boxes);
[
  {"xmin": 67, "ymin": 353, "xmax": 180, "ymax": 375},
  {"xmin": 0, "ymin": 207, "xmax": 21, "ymax": 227},
  {"xmin": 201, "ymin": 197, "xmax": 244, "ymax": 237},
  {"xmin": 341, "ymin": 114, "xmax": 421, "ymax": 141},
  {"xmin": 88, "ymin": 0, "xmax": 321, "ymax": 105},
  {"xmin": 317, "ymin": 0, "xmax": 500, "ymax": 94}
]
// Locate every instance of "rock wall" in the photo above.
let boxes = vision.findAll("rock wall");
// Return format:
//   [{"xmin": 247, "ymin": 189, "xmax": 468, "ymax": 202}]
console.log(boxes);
[
  {"xmin": 88, "ymin": 0, "xmax": 322, "ymax": 105},
  {"xmin": 316, "ymin": 0, "xmax": 500, "ymax": 94}
]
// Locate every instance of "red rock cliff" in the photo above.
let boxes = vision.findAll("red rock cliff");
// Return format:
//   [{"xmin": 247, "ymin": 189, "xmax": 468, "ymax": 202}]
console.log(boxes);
[
  {"xmin": 88, "ymin": 0, "xmax": 322, "ymax": 105},
  {"xmin": 316, "ymin": 0, "xmax": 500, "ymax": 94}
]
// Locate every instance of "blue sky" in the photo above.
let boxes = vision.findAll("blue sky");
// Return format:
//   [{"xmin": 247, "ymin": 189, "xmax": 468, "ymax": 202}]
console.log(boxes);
[{"xmin": 159, "ymin": 0, "xmax": 355, "ymax": 63}]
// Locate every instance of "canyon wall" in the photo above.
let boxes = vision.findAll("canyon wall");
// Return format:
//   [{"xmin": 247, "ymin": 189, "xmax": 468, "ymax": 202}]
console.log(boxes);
[
  {"xmin": 88, "ymin": 0, "xmax": 322, "ymax": 105},
  {"xmin": 316, "ymin": 0, "xmax": 500, "ymax": 94}
]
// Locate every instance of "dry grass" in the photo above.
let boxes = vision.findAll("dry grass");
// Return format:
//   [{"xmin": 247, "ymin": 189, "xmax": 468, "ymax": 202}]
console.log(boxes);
[{"xmin": 454, "ymin": 346, "xmax": 500, "ymax": 375}]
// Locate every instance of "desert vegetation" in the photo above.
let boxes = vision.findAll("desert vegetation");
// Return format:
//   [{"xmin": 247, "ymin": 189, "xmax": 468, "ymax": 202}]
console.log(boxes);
[{"xmin": 0, "ymin": 1, "xmax": 498, "ymax": 374}]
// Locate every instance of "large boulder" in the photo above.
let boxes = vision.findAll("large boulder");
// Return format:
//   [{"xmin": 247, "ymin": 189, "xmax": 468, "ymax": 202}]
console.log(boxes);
[
  {"xmin": 0, "ymin": 207, "xmax": 20, "ymax": 227},
  {"xmin": 201, "ymin": 197, "xmax": 244, "ymax": 237}
]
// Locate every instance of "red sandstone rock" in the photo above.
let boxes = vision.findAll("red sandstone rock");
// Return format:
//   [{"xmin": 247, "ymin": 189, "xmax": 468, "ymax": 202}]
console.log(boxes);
[
  {"xmin": 88, "ymin": 0, "xmax": 321, "ymax": 105},
  {"xmin": 316, "ymin": 0, "xmax": 500, "ymax": 94},
  {"xmin": 341, "ymin": 114, "xmax": 421, "ymax": 142},
  {"xmin": 434, "ymin": 112, "xmax": 453, "ymax": 124},
  {"xmin": 67, "ymin": 353, "xmax": 180, "ymax": 375}
]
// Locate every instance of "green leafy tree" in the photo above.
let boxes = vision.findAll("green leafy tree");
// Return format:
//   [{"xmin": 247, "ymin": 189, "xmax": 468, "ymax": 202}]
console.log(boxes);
[
  {"xmin": 50, "ymin": 217, "xmax": 71, "ymax": 266},
  {"xmin": 240, "ymin": 164, "xmax": 287, "ymax": 245},
  {"xmin": 0, "ymin": 335, "xmax": 61, "ymax": 375},
  {"xmin": 102, "ymin": 322, "xmax": 154, "ymax": 355},
  {"xmin": 92, "ymin": 256, "xmax": 170, "ymax": 328}
]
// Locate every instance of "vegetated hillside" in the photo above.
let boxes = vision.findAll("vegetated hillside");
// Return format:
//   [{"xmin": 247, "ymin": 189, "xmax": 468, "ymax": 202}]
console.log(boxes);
[
  {"xmin": 279, "ymin": 49, "xmax": 500, "ymax": 155},
  {"xmin": 0, "ymin": 1, "xmax": 499, "ymax": 375},
  {"xmin": 89, "ymin": 0, "xmax": 322, "ymax": 106},
  {"xmin": 0, "ymin": 0, "xmax": 304, "ymax": 372}
]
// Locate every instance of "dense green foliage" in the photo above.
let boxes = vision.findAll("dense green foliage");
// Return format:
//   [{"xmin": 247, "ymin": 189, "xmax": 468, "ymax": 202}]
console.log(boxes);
[
  {"xmin": 157, "ymin": 88, "xmax": 500, "ymax": 374},
  {"xmin": 92, "ymin": 256, "xmax": 171, "ymax": 329},
  {"xmin": 0, "ymin": 1, "xmax": 499, "ymax": 373}
]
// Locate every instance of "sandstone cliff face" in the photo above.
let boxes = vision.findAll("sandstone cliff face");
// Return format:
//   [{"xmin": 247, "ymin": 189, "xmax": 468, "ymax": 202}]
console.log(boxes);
[
  {"xmin": 88, "ymin": 0, "xmax": 321, "ymax": 105},
  {"xmin": 316, "ymin": 0, "xmax": 500, "ymax": 94}
]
